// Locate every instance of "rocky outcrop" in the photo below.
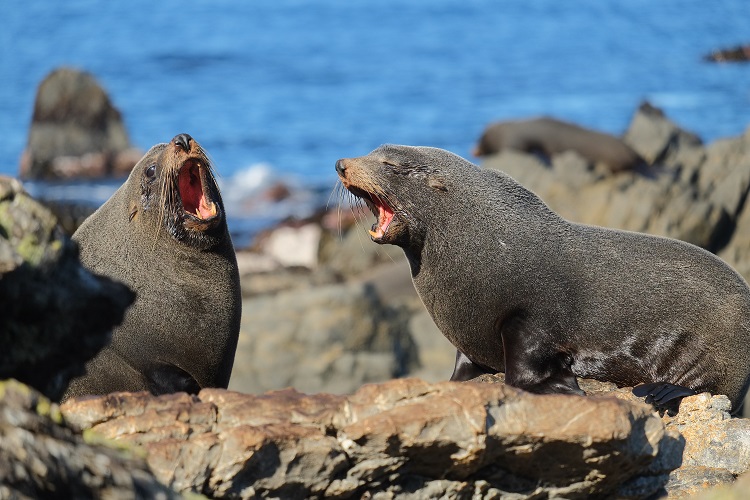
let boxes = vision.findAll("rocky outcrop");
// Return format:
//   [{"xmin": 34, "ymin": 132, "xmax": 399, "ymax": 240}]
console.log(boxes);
[
  {"xmin": 663, "ymin": 394, "xmax": 750, "ymax": 497},
  {"xmin": 229, "ymin": 278, "xmax": 419, "ymax": 395},
  {"xmin": 0, "ymin": 380, "xmax": 178, "ymax": 499},
  {"xmin": 482, "ymin": 103, "xmax": 750, "ymax": 257},
  {"xmin": 0, "ymin": 175, "xmax": 134, "ymax": 401},
  {"xmin": 62, "ymin": 378, "xmax": 679, "ymax": 499},
  {"xmin": 19, "ymin": 67, "xmax": 142, "ymax": 180},
  {"xmin": 704, "ymin": 44, "xmax": 750, "ymax": 63}
]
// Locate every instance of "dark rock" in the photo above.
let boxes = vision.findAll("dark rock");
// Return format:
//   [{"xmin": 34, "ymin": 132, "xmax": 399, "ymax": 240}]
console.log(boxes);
[
  {"xmin": 0, "ymin": 175, "xmax": 134, "ymax": 401},
  {"xmin": 704, "ymin": 44, "xmax": 750, "ymax": 63},
  {"xmin": 0, "ymin": 380, "xmax": 179, "ymax": 499},
  {"xmin": 19, "ymin": 67, "xmax": 142, "ymax": 180},
  {"xmin": 38, "ymin": 199, "xmax": 98, "ymax": 236}
]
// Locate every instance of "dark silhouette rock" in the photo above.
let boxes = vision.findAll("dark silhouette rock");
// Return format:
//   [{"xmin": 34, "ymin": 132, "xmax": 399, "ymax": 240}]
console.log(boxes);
[
  {"xmin": 0, "ymin": 175, "xmax": 134, "ymax": 401},
  {"xmin": 704, "ymin": 44, "xmax": 750, "ymax": 63}
]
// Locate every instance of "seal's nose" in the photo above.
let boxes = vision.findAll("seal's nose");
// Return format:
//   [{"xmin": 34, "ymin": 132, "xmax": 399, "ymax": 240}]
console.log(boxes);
[
  {"xmin": 335, "ymin": 159, "xmax": 347, "ymax": 176},
  {"xmin": 174, "ymin": 133, "xmax": 193, "ymax": 151}
]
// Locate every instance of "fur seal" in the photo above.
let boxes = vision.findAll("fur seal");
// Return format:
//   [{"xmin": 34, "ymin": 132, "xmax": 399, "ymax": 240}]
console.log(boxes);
[
  {"xmin": 473, "ymin": 117, "xmax": 644, "ymax": 173},
  {"xmin": 336, "ymin": 144, "xmax": 750, "ymax": 414},
  {"xmin": 62, "ymin": 133, "xmax": 241, "ymax": 400}
]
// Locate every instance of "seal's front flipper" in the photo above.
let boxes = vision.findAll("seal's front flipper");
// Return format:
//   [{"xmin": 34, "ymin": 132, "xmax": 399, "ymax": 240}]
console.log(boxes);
[
  {"xmin": 501, "ymin": 315, "xmax": 585, "ymax": 396},
  {"xmin": 632, "ymin": 382, "xmax": 696, "ymax": 415},
  {"xmin": 146, "ymin": 363, "xmax": 201, "ymax": 395},
  {"xmin": 450, "ymin": 350, "xmax": 495, "ymax": 381}
]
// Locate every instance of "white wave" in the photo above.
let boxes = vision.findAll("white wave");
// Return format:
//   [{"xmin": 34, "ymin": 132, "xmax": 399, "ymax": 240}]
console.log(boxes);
[{"xmin": 219, "ymin": 162, "xmax": 277, "ymax": 203}]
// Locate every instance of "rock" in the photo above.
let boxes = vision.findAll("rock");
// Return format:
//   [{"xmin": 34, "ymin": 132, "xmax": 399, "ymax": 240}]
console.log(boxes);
[
  {"xmin": 405, "ymin": 308, "xmax": 456, "ymax": 383},
  {"xmin": 318, "ymin": 220, "xmax": 404, "ymax": 278},
  {"xmin": 704, "ymin": 45, "xmax": 750, "ymax": 63},
  {"xmin": 61, "ymin": 378, "xmax": 674, "ymax": 499},
  {"xmin": 663, "ymin": 393, "xmax": 750, "ymax": 476},
  {"xmin": 623, "ymin": 101, "xmax": 704, "ymax": 168},
  {"xmin": 0, "ymin": 175, "xmax": 134, "ymax": 401},
  {"xmin": 0, "ymin": 379, "xmax": 178, "ymax": 499},
  {"xmin": 259, "ymin": 222, "xmax": 322, "ymax": 268},
  {"xmin": 229, "ymin": 280, "xmax": 418, "ymax": 395},
  {"xmin": 698, "ymin": 127, "xmax": 750, "ymax": 220},
  {"xmin": 35, "ymin": 199, "xmax": 98, "ymax": 236},
  {"xmin": 668, "ymin": 468, "xmax": 737, "ymax": 499},
  {"xmin": 232, "ymin": 213, "xmax": 457, "ymax": 394},
  {"xmin": 479, "ymin": 103, "xmax": 750, "ymax": 257},
  {"xmin": 19, "ymin": 67, "xmax": 142, "ymax": 180},
  {"xmin": 687, "ymin": 470, "xmax": 750, "ymax": 499}
]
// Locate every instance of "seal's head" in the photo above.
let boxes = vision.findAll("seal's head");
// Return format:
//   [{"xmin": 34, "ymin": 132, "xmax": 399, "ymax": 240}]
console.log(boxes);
[
  {"xmin": 129, "ymin": 133, "xmax": 224, "ymax": 250},
  {"xmin": 336, "ymin": 144, "xmax": 478, "ymax": 257}
]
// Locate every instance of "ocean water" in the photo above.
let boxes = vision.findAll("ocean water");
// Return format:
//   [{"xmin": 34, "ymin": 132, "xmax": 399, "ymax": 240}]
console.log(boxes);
[{"xmin": 2, "ymin": 0, "xmax": 749, "ymax": 239}]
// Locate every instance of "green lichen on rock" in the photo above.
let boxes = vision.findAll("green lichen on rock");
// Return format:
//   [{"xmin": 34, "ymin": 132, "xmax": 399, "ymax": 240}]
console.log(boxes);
[
  {"xmin": 0, "ymin": 175, "xmax": 64, "ymax": 268},
  {"xmin": 81, "ymin": 428, "xmax": 147, "ymax": 458},
  {"xmin": 0, "ymin": 175, "xmax": 134, "ymax": 402},
  {"xmin": 0, "ymin": 379, "xmax": 62, "ymax": 424},
  {"xmin": 0, "ymin": 380, "xmax": 180, "ymax": 498}
]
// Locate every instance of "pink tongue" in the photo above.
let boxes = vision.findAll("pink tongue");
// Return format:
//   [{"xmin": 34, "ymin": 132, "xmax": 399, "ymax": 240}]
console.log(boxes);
[
  {"xmin": 198, "ymin": 196, "xmax": 216, "ymax": 219},
  {"xmin": 369, "ymin": 200, "xmax": 394, "ymax": 238},
  {"xmin": 179, "ymin": 164, "xmax": 216, "ymax": 219},
  {"xmin": 379, "ymin": 204, "xmax": 394, "ymax": 230}
]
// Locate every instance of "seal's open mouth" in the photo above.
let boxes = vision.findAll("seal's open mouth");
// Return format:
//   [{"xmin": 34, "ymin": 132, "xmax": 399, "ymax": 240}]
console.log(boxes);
[
  {"xmin": 179, "ymin": 159, "xmax": 218, "ymax": 221},
  {"xmin": 366, "ymin": 195, "xmax": 395, "ymax": 240},
  {"xmin": 346, "ymin": 187, "xmax": 395, "ymax": 241}
]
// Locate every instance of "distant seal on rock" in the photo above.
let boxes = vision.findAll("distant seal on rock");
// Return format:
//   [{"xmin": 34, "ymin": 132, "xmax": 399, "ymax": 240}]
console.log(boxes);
[
  {"xmin": 63, "ymin": 133, "xmax": 241, "ymax": 400},
  {"xmin": 473, "ymin": 117, "xmax": 645, "ymax": 173},
  {"xmin": 336, "ymin": 144, "xmax": 750, "ymax": 414}
]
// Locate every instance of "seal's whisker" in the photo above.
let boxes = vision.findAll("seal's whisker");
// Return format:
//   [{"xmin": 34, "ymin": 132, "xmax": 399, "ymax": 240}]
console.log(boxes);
[
  {"xmin": 349, "ymin": 195, "xmax": 373, "ymax": 256},
  {"xmin": 332, "ymin": 181, "xmax": 349, "ymax": 240},
  {"xmin": 339, "ymin": 182, "xmax": 352, "ymax": 240},
  {"xmin": 325, "ymin": 181, "xmax": 341, "ymax": 211}
]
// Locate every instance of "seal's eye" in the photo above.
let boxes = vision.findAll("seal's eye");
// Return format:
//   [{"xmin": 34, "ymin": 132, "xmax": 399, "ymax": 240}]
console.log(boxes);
[{"xmin": 145, "ymin": 164, "xmax": 156, "ymax": 179}]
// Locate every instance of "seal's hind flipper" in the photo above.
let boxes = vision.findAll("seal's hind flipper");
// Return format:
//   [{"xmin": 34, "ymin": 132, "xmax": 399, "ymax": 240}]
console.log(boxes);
[
  {"xmin": 632, "ymin": 382, "xmax": 697, "ymax": 415},
  {"xmin": 450, "ymin": 350, "xmax": 495, "ymax": 381},
  {"xmin": 146, "ymin": 363, "xmax": 201, "ymax": 395}
]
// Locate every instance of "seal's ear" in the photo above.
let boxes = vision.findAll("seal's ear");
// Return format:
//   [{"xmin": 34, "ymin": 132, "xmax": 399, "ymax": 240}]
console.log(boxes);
[
  {"xmin": 129, "ymin": 201, "xmax": 138, "ymax": 222},
  {"xmin": 428, "ymin": 176, "xmax": 448, "ymax": 192}
]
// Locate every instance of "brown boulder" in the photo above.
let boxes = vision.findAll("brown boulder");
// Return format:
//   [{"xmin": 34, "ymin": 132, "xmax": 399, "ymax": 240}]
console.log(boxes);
[{"xmin": 62, "ymin": 378, "xmax": 674, "ymax": 499}]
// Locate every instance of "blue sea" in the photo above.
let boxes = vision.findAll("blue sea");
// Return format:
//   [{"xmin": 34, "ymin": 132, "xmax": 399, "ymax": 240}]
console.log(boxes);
[{"xmin": 2, "ymin": 0, "xmax": 749, "ymax": 241}]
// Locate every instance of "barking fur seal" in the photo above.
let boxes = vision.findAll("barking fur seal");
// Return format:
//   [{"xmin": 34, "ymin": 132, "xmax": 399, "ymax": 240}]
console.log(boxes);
[
  {"xmin": 336, "ymin": 144, "xmax": 750, "ymax": 414},
  {"xmin": 63, "ymin": 133, "xmax": 241, "ymax": 400}
]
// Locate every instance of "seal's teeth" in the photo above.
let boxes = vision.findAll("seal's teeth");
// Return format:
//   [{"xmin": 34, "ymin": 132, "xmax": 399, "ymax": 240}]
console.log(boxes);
[
  {"xmin": 369, "ymin": 229, "xmax": 382, "ymax": 239},
  {"xmin": 196, "ymin": 196, "xmax": 217, "ymax": 220}
]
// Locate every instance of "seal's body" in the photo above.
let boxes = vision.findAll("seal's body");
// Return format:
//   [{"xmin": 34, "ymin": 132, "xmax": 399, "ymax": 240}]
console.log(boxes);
[
  {"xmin": 336, "ymin": 145, "xmax": 750, "ymax": 413},
  {"xmin": 63, "ymin": 134, "xmax": 241, "ymax": 400},
  {"xmin": 474, "ymin": 117, "xmax": 644, "ymax": 172}
]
